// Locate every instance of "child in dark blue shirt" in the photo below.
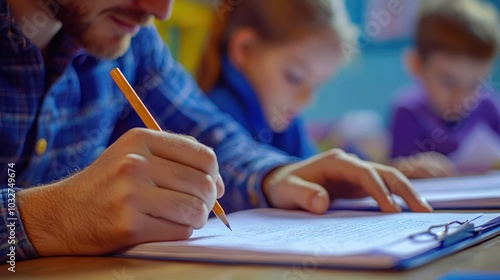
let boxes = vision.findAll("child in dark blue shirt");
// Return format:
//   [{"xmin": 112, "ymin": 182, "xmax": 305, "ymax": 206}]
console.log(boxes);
[{"xmin": 197, "ymin": 0, "xmax": 349, "ymax": 158}]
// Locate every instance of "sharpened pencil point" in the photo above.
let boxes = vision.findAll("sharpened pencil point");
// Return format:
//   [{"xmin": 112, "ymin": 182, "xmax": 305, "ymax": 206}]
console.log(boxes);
[{"xmin": 217, "ymin": 212, "xmax": 231, "ymax": 231}]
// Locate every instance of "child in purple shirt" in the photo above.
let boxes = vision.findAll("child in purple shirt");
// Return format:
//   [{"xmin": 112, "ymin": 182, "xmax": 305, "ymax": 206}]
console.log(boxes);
[{"xmin": 390, "ymin": 0, "xmax": 500, "ymax": 178}]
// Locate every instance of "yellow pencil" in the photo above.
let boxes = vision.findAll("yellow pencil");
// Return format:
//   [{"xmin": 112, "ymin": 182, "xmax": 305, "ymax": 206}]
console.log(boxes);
[{"xmin": 110, "ymin": 67, "xmax": 231, "ymax": 231}]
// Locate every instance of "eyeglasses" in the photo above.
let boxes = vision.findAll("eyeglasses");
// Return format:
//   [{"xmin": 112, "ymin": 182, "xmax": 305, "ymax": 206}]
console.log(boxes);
[
  {"xmin": 404, "ymin": 216, "xmax": 500, "ymax": 248},
  {"xmin": 408, "ymin": 220, "xmax": 479, "ymax": 248},
  {"xmin": 409, "ymin": 220, "xmax": 470, "ymax": 242}
]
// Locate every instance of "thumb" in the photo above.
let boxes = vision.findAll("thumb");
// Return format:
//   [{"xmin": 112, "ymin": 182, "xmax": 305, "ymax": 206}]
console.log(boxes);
[{"xmin": 272, "ymin": 176, "xmax": 330, "ymax": 214}]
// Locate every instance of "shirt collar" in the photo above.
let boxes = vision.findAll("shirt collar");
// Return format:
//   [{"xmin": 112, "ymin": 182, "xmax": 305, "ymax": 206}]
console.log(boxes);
[
  {"xmin": 0, "ymin": 0, "xmax": 85, "ymax": 58},
  {"xmin": 0, "ymin": 0, "xmax": 27, "ymax": 51},
  {"xmin": 220, "ymin": 56, "xmax": 270, "ymax": 132},
  {"xmin": 47, "ymin": 30, "xmax": 87, "ymax": 68},
  {"xmin": 0, "ymin": 0, "xmax": 12, "ymax": 29}
]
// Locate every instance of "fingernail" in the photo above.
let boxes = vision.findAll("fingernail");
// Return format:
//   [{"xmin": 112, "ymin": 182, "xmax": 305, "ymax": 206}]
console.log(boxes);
[
  {"xmin": 312, "ymin": 192, "xmax": 327, "ymax": 212},
  {"xmin": 420, "ymin": 197, "xmax": 433, "ymax": 211},
  {"xmin": 393, "ymin": 204, "xmax": 402, "ymax": 212}
]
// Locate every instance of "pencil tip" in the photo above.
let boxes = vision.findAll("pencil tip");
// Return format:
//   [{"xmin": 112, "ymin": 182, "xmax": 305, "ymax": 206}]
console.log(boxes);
[{"xmin": 226, "ymin": 224, "xmax": 232, "ymax": 231}]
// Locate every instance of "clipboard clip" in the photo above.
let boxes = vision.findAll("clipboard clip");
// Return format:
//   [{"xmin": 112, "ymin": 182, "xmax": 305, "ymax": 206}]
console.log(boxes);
[{"xmin": 408, "ymin": 220, "xmax": 477, "ymax": 248}]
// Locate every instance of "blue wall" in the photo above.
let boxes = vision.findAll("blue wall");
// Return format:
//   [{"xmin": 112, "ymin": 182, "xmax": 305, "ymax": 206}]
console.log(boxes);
[
  {"xmin": 303, "ymin": 0, "xmax": 500, "ymax": 124},
  {"xmin": 303, "ymin": 49, "xmax": 500, "ymax": 123}
]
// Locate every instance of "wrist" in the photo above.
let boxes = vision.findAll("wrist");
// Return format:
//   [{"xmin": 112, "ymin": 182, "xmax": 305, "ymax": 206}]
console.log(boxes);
[
  {"xmin": 0, "ymin": 188, "xmax": 39, "ymax": 261},
  {"xmin": 17, "ymin": 183, "xmax": 72, "ymax": 257},
  {"xmin": 261, "ymin": 165, "xmax": 291, "ymax": 208}
]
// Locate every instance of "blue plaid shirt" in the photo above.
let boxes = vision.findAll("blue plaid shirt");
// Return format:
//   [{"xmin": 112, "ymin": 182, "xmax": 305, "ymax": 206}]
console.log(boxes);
[{"xmin": 0, "ymin": 1, "xmax": 297, "ymax": 262}]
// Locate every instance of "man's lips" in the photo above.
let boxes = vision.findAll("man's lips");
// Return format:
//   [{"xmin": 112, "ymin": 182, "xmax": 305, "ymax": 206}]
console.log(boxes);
[{"xmin": 109, "ymin": 15, "xmax": 140, "ymax": 33}]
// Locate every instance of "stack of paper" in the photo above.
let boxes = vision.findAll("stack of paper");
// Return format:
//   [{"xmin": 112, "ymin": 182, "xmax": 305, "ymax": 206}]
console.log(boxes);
[
  {"xmin": 449, "ymin": 124, "xmax": 500, "ymax": 173},
  {"xmin": 331, "ymin": 173, "xmax": 500, "ymax": 210},
  {"xmin": 120, "ymin": 209, "xmax": 500, "ymax": 269}
]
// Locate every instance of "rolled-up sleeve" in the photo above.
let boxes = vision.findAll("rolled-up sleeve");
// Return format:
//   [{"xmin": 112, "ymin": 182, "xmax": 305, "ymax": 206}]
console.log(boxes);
[{"xmin": 0, "ymin": 188, "xmax": 39, "ymax": 263}]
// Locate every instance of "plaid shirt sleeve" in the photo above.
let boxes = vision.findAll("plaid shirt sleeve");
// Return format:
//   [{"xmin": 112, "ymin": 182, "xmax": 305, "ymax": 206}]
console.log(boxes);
[
  {"xmin": 0, "ymin": 25, "xmax": 300, "ymax": 263},
  {"xmin": 0, "ymin": 188, "xmax": 39, "ymax": 264}
]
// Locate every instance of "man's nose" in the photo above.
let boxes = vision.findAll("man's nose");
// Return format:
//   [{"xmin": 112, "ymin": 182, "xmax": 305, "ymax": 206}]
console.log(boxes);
[{"xmin": 137, "ymin": 0, "xmax": 174, "ymax": 20}]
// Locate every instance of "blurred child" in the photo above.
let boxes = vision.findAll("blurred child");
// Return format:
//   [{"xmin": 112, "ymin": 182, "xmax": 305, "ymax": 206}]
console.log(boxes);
[
  {"xmin": 197, "ymin": 0, "xmax": 352, "ymax": 158},
  {"xmin": 390, "ymin": 0, "xmax": 500, "ymax": 178}
]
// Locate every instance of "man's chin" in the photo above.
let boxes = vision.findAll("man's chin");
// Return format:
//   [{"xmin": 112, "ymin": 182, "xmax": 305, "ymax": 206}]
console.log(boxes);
[
  {"xmin": 81, "ymin": 34, "xmax": 132, "ymax": 60},
  {"xmin": 270, "ymin": 122, "xmax": 291, "ymax": 133}
]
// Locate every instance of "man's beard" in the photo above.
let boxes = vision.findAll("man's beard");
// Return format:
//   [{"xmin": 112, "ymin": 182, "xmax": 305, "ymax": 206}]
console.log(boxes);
[{"xmin": 54, "ymin": 1, "xmax": 152, "ymax": 59}]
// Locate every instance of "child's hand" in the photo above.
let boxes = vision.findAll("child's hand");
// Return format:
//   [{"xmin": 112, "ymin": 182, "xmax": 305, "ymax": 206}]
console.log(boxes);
[
  {"xmin": 391, "ymin": 152, "xmax": 458, "ymax": 179},
  {"xmin": 262, "ymin": 149, "xmax": 433, "ymax": 214}
]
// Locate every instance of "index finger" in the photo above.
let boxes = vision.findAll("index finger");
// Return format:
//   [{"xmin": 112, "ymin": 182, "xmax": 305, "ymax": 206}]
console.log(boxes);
[
  {"xmin": 126, "ymin": 129, "xmax": 220, "ymax": 182},
  {"xmin": 371, "ymin": 163, "xmax": 433, "ymax": 212},
  {"xmin": 326, "ymin": 153, "xmax": 401, "ymax": 213},
  {"xmin": 353, "ymin": 164, "xmax": 402, "ymax": 213}
]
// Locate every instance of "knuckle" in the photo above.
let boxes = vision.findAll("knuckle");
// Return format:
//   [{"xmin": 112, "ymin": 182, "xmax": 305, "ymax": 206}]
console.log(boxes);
[
  {"xmin": 124, "ymin": 127, "xmax": 147, "ymax": 142},
  {"xmin": 359, "ymin": 163, "xmax": 376, "ymax": 177},
  {"xmin": 199, "ymin": 145, "xmax": 217, "ymax": 163},
  {"xmin": 163, "ymin": 132, "xmax": 184, "ymax": 147},
  {"xmin": 387, "ymin": 168, "xmax": 409, "ymax": 187},
  {"xmin": 380, "ymin": 163, "xmax": 406, "ymax": 179},
  {"xmin": 325, "ymin": 149, "xmax": 362, "ymax": 164},
  {"xmin": 200, "ymin": 174, "xmax": 217, "ymax": 198},
  {"xmin": 326, "ymin": 148, "xmax": 345, "ymax": 158},
  {"xmin": 189, "ymin": 198, "xmax": 209, "ymax": 229},
  {"xmin": 197, "ymin": 146, "xmax": 219, "ymax": 174},
  {"xmin": 347, "ymin": 153, "xmax": 360, "ymax": 159},
  {"xmin": 114, "ymin": 154, "xmax": 147, "ymax": 176},
  {"xmin": 387, "ymin": 167, "xmax": 405, "ymax": 178}
]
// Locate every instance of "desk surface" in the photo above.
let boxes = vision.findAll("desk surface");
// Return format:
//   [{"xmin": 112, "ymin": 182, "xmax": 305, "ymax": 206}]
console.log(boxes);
[
  {"xmin": 2, "ymin": 210, "xmax": 500, "ymax": 280},
  {"xmin": 1, "ymin": 235, "xmax": 499, "ymax": 280}
]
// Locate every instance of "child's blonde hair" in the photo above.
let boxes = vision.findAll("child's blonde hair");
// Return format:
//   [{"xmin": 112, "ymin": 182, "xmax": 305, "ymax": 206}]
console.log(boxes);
[
  {"xmin": 417, "ymin": 0, "xmax": 500, "ymax": 60},
  {"xmin": 197, "ymin": 0, "xmax": 344, "ymax": 93}
]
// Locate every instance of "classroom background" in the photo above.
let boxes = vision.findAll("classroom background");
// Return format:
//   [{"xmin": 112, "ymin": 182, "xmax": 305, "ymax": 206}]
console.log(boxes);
[{"xmin": 156, "ymin": 0, "xmax": 500, "ymax": 162}]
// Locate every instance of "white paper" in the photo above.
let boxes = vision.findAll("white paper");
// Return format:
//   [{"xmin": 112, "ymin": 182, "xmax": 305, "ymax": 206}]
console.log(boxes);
[
  {"xmin": 331, "ymin": 173, "xmax": 500, "ymax": 210},
  {"xmin": 125, "ymin": 209, "xmax": 487, "ymax": 257},
  {"xmin": 449, "ymin": 123, "xmax": 500, "ymax": 173}
]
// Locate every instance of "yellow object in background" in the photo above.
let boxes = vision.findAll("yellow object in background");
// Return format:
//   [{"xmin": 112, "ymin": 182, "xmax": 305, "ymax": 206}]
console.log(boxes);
[{"xmin": 154, "ymin": 0, "xmax": 214, "ymax": 74}]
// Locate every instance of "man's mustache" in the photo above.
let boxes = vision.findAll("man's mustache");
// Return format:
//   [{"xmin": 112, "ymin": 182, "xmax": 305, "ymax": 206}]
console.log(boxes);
[{"xmin": 108, "ymin": 8, "xmax": 153, "ymax": 26}]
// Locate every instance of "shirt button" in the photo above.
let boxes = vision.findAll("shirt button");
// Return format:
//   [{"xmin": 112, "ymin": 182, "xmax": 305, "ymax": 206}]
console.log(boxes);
[{"xmin": 35, "ymin": 138, "xmax": 48, "ymax": 155}]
